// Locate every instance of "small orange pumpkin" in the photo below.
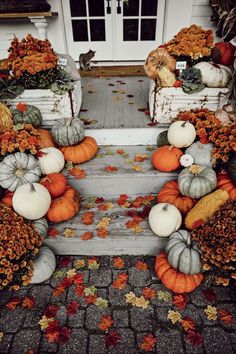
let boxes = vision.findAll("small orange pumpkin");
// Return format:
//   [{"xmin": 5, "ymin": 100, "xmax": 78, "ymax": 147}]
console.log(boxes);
[
  {"xmin": 38, "ymin": 129, "xmax": 56, "ymax": 148},
  {"xmin": 40, "ymin": 173, "xmax": 67, "ymax": 198},
  {"xmin": 1, "ymin": 190, "xmax": 14, "ymax": 207},
  {"xmin": 217, "ymin": 172, "xmax": 236, "ymax": 200},
  {"xmin": 152, "ymin": 145, "xmax": 183, "ymax": 172},
  {"xmin": 155, "ymin": 253, "xmax": 203, "ymax": 294},
  {"xmin": 60, "ymin": 136, "xmax": 98, "ymax": 164},
  {"xmin": 157, "ymin": 180, "xmax": 196, "ymax": 214},
  {"xmin": 47, "ymin": 185, "xmax": 80, "ymax": 223}
]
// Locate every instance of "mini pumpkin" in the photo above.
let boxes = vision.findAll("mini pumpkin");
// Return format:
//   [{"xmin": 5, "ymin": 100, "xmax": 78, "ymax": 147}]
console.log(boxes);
[
  {"xmin": 40, "ymin": 173, "xmax": 67, "ymax": 198},
  {"xmin": 217, "ymin": 173, "xmax": 236, "ymax": 200},
  {"xmin": 0, "ymin": 103, "xmax": 13, "ymax": 133},
  {"xmin": 157, "ymin": 180, "xmax": 196, "ymax": 214},
  {"xmin": 194, "ymin": 62, "xmax": 232, "ymax": 88},
  {"xmin": 31, "ymin": 246, "xmax": 56, "ymax": 284},
  {"xmin": 13, "ymin": 183, "xmax": 51, "ymax": 220},
  {"xmin": 185, "ymin": 141, "xmax": 213, "ymax": 167},
  {"xmin": 38, "ymin": 147, "xmax": 65, "ymax": 175},
  {"xmin": 144, "ymin": 47, "xmax": 176, "ymax": 80},
  {"xmin": 155, "ymin": 252, "xmax": 204, "ymax": 294},
  {"xmin": 152, "ymin": 145, "xmax": 183, "ymax": 172},
  {"xmin": 166, "ymin": 230, "xmax": 202, "ymax": 275},
  {"xmin": 167, "ymin": 121, "xmax": 196, "ymax": 148},
  {"xmin": 38, "ymin": 129, "xmax": 56, "ymax": 148},
  {"xmin": 149, "ymin": 203, "xmax": 182, "ymax": 237},
  {"xmin": 178, "ymin": 165, "xmax": 217, "ymax": 199},
  {"xmin": 0, "ymin": 152, "xmax": 41, "ymax": 191},
  {"xmin": 60, "ymin": 136, "xmax": 98, "ymax": 164},
  {"xmin": 51, "ymin": 117, "xmax": 85, "ymax": 146},
  {"xmin": 32, "ymin": 218, "xmax": 48, "ymax": 239},
  {"xmin": 12, "ymin": 103, "xmax": 42, "ymax": 127},
  {"xmin": 47, "ymin": 185, "xmax": 80, "ymax": 223}
]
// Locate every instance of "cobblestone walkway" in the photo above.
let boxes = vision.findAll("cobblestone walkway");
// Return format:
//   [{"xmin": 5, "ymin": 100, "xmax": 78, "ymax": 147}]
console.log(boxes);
[{"xmin": 0, "ymin": 255, "xmax": 235, "ymax": 354}]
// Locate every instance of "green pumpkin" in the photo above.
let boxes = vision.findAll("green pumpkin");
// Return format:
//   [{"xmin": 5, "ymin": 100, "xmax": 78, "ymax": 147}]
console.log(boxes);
[
  {"xmin": 156, "ymin": 130, "xmax": 169, "ymax": 147},
  {"xmin": 32, "ymin": 217, "xmax": 48, "ymax": 239},
  {"xmin": 12, "ymin": 104, "xmax": 42, "ymax": 127},
  {"xmin": 227, "ymin": 154, "xmax": 236, "ymax": 185},
  {"xmin": 51, "ymin": 117, "xmax": 85, "ymax": 146}
]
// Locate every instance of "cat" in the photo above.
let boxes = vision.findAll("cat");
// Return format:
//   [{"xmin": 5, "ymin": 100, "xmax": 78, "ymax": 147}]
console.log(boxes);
[{"xmin": 79, "ymin": 49, "xmax": 96, "ymax": 71}]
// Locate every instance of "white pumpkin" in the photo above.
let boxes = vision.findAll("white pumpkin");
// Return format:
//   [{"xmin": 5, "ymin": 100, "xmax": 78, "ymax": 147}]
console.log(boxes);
[
  {"xmin": 185, "ymin": 141, "xmax": 213, "ymax": 167},
  {"xmin": 38, "ymin": 147, "xmax": 65, "ymax": 175},
  {"xmin": 149, "ymin": 203, "xmax": 182, "ymax": 237},
  {"xmin": 13, "ymin": 183, "xmax": 51, "ymax": 220},
  {"xmin": 31, "ymin": 246, "xmax": 56, "ymax": 284},
  {"xmin": 180, "ymin": 154, "xmax": 194, "ymax": 167},
  {"xmin": 194, "ymin": 62, "xmax": 232, "ymax": 88},
  {"xmin": 167, "ymin": 121, "xmax": 196, "ymax": 148}
]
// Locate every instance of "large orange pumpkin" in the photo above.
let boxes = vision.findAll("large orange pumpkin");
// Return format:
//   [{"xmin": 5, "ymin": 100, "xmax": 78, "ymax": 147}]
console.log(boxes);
[
  {"xmin": 157, "ymin": 180, "xmax": 196, "ymax": 214},
  {"xmin": 155, "ymin": 253, "xmax": 203, "ymax": 293},
  {"xmin": 217, "ymin": 172, "xmax": 236, "ymax": 200},
  {"xmin": 1, "ymin": 190, "xmax": 14, "ymax": 207},
  {"xmin": 38, "ymin": 129, "xmax": 55, "ymax": 148},
  {"xmin": 152, "ymin": 145, "xmax": 183, "ymax": 172},
  {"xmin": 60, "ymin": 136, "xmax": 98, "ymax": 164},
  {"xmin": 47, "ymin": 185, "xmax": 80, "ymax": 223},
  {"xmin": 40, "ymin": 173, "xmax": 67, "ymax": 198}
]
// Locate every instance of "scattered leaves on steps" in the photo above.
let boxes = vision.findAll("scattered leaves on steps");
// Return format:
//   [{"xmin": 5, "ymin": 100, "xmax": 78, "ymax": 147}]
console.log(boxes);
[
  {"xmin": 139, "ymin": 333, "xmax": 157, "ymax": 352},
  {"xmin": 82, "ymin": 211, "xmax": 94, "ymax": 225},
  {"xmin": 98, "ymin": 315, "xmax": 113, "ymax": 331},
  {"xmin": 135, "ymin": 260, "xmax": 148, "ymax": 271},
  {"xmin": 204, "ymin": 305, "xmax": 218, "ymax": 321},
  {"xmin": 113, "ymin": 257, "xmax": 125, "ymax": 269},
  {"xmin": 80, "ymin": 231, "xmax": 93, "ymax": 240},
  {"xmin": 173, "ymin": 294, "xmax": 188, "ymax": 310},
  {"xmin": 112, "ymin": 272, "xmax": 128, "ymax": 290}
]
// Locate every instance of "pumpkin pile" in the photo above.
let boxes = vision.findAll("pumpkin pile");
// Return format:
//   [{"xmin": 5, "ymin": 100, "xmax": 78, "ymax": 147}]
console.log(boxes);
[{"xmin": 150, "ymin": 106, "xmax": 235, "ymax": 290}]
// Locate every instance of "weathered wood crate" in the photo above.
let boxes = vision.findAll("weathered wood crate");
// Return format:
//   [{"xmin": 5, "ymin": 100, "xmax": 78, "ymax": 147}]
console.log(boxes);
[
  {"xmin": 149, "ymin": 80, "xmax": 229, "ymax": 123},
  {"xmin": 6, "ymin": 81, "xmax": 82, "ymax": 127}
]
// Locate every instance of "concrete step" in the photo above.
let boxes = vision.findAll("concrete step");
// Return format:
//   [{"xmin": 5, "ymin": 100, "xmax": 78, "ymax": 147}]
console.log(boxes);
[
  {"xmin": 44, "ymin": 194, "xmax": 168, "ymax": 256},
  {"xmin": 64, "ymin": 145, "xmax": 178, "ymax": 196}
]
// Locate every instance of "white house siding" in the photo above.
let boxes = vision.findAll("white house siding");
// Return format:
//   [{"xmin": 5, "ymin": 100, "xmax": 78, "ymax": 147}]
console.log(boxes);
[{"xmin": 191, "ymin": 0, "xmax": 219, "ymax": 40}]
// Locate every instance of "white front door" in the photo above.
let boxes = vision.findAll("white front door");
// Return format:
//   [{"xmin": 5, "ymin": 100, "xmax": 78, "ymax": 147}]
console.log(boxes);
[{"xmin": 63, "ymin": 0, "xmax": 165, "ymax": 61}]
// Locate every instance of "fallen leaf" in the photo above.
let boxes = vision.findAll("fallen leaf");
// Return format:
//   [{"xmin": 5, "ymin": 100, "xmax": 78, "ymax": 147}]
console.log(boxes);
[
  {"xmin": 63, "ymin": 228, "xmax": 76, "ymax": 238},
  {"xmin": 116, "ymin": 149, "xmax": 126, "ymax": 155},
  {"xmin": 82, "ymin": 212, "xmax": 94, "ymax": 225},
  {"xmin": 131, "ymin": 165, "xmax": 142, "ymax": 172},
  {"xmin": 125, "ymin": 292, "xmax": 137, "ymax": 305},
  {"xmin": 84, "ymin": 286, "xmax": 97, "ymax": 296},
  {"xmin": 97, "ymin": 228, "xmax": 109, "ymax": 238},
  {"xmin": 113, "ymin": 257, "xmax": 125, "ymax": 269},
  {"xmin": 135, "ymin": 260, "xmax": 148, "ymax": 271},
  {"xmin": 53, "ymin": 285, "xmax": 65, "ymax": 297},
  {"xmin": 112, "ymin": 272, "xmax": 128, "ymax": 290},
  {"xmin": 45, "ymin": 320, "xmax": 60, "ymax": 342},
  {"xmin": 157, "ymin": 290, "xmax": 172, "ymax": 302},
  {"xmin": 72, "ymin": 273, "xmax": 84, "ymax": 285},
  {"xmin": 26, "ymin": 349, "xmax": 35, "ymax": 354},
  {"xmin": 186, "ymin": 331, "xmax": 204, "ymax": 347},
  {"xmin": 142, "ymin": 287, "xmax": 156, "ymax": 300},
  {"xmin": 204, "ymin": 305, "xmax": 218, "ymax": 321},
  {"xmin": 22, "ymin": 296, "xmax": 36, "ymax": 309},
  {"xmin": 85, "ymin": 294, "xmax": 98, "ymax": 304},
  {"xmin": 98, "ymin": 315, "xmax": 113, "ymax": 331},
  {"xmin": 66, "ymin": 268, "xmax": 77, "ymax": 278},
  {"xmin": 218, "ymin": 309, "xmax": 234, "ymax": 325},
  {"xmin": 180, "ymin": 317, "xmax": 196, "ymax": 332},
  {"xmin": 97, "ymin": 217, "xmax": 111, "ymax": 228},
  {"xmin": 6, "ymin": 297, "xmax": 21, "ymax": 310},
  {"xmin": 80, "ymin": 231, "xmax": 93, "ymax": 240},
  {"xmin": 75, "ymin": 285, "xmax": 85, "ymax": 297},
  {"xmin": 140, "ymin": 333, "xmax": 157, "ymax": 351},
  {"xmin": 58, "ymin": 326, "xmax": 72, "ymax": 344},
  {"xmin": 105, "ymin": 330, "xmax": 121, "ymax": 348},
  {"xmin": 47, "ymin": 227, "xmax": 58, "ymax": 238},
  {"xmin": 105, "ymin": 165, "xmax": 117, "ymax": 173},
  {"xmin": 69, "ymin": 167, "xmax": 86, "ymax": 179},
  {"xmin": 167, "ymin": 310, "xmax": 182, "ymax": 324},
  {"xmin": 39, "ymin": 315, "xmax": 54, "ymax": 330},
  {"xmin": 95, "ymin": 297, "xmax": 108, "ymax": 309},
  {"xmin": 95, "ymin": 197, "xmax": 105, "ymax": 204},
  {"xmin": 58, "ymin": 256, "xmax": 72, "ymax": 268},
  {"xmin": 117, "ymin": 194, "xmax": 130, "ymax": 207},
  {"xmin": 134, "ymin": 154, "xmax": 149, "ymax": 162},
  {"xmin": 66, "ymin": 301, "xmax": 79, "ymax": 316},
  {"xmin": 0, "ymin": 332, "xmax": 4, "ymax": 342},
  {"xmin": 173, "ymin": 294, "xmax": 188, "ymax": 310},
  {"xmin": 44, "ymin": 305, "xmax": 59, "ymax": 318},
  {"xmin": 134, "ymin": 296, "xmax": 149, "ymax": 309},
  {"xmin": 202, "ymin": 288, "xmax": 217, "ymax": 302}
]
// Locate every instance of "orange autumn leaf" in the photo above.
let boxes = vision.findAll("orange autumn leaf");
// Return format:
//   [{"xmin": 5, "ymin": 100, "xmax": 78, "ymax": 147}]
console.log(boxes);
[
  {"xmin": 85, "ymin": 294, "xmax": 98, "ymax": 304},
  {"xmin": 6, "ymin": 297, "xmax": 21, "ymax": 310},
  {"xmin": 218, "ymin": 309, "xmax": 234, "ymax": 325},
  {"xmin": 22, "ymin": 296, "xmax": 36, "ymax": 309},
  {"xmin": 98, "ymin": 203, "xmax": 109, "ymax": 211},
  {"xmin": 98, "ymin": 315, "xmax": 113, "ymax": 331},
  {"xmin": 112, "ymin": 272, "xmax": 128, "ymax": 290},
  {"xmin": 97, "ymin": 228, "xmax": 109, "ymax": 238},
  {"xmin": 142, "ymin": 287, "xmax": 156, "ymax": 300},
  {"xmin": 82, "ymin": 212, "xmax": 94, "ymax": 225},
  {"xmin": 47, "ymin": 227, "xmax": 58, "ymax": 238},
  {"xmin": 53, "ymin": 285, "xmax": 65, "ymax": 297},
  {"xmin": 140, "ymin": 333, "xmax": 157, "ymax": 351},
  {"xmin": 116, "ymin": 149, "xmax": 125, "ymax": 154},
  {"xmin": 113, "ymin": 257, "xmax": 125, "ymax": 269},
  {"xmin": 136, "ymin": 260, "xmax": 148, "ymax": 271},
  {"xmin": 69, "ymin": 167, "xmax": 86, "ymax": 179},
  {"xmin": 181, "ymin": 317, "xmax": 196, "ymax": 332},
  {"xmin": 173, "ymin": 294, "xmax": 188, "ymax": 310},
  {"xmin": 105, "ymin": 165, "xmax": 117, "ymax": 173},
  {"xmin": 80, "ymin": 231, "xmax": 93, "ymax": 240},
  {"xmin": 134, "ymin": 154, "xmax": 149, "ymax": 162}
]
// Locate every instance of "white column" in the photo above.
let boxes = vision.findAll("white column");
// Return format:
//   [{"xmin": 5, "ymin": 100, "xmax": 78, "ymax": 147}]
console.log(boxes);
[{"xmin": 29, "ymin": 17, "xmax": 48, "ymax": 39}]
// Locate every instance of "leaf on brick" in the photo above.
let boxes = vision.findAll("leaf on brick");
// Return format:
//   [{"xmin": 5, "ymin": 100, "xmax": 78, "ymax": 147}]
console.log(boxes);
[
  {"xmin": 142, "ymin": 287, "xmax": 156, "ymax": 300},
  {"xmin": 113, "ymin": 257, "xmax": 125, "ymax": 269},
  {"xmin": 140, "ymin": 333, "xmax": 157, "ymax": 352},
  {"xmin": 98, "ymin": 315, "xmax": 113, "ymax": 331},
  {"xmin": 186, "ymin": 331, "xmax": 204, "ymax": 348},
  {"xmin": 105, "ymin": 330, "xmax": 121, "ymax": 348},
  {"xmin": 180, "ymin": 317, "xmax": 196, "ymax": 332},
  {"xmin": 135, "ymin": 260, "xmax": 148, "ymax": 271},
  {"xmin": 173, "ymin": 294, "xmax": 188, "ymax": 310},
  {"xmin": 218, "ymin": 309, "xmax": 234, "ymax": 325},
  {"xmin": 22, "ymin": 296, "xmax": 36, "ymax": 309}
]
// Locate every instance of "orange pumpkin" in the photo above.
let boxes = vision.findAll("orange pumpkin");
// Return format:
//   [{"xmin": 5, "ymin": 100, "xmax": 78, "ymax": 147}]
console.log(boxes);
[
  {"xmin": 40, "ymin": 173, "xmax": 67, "ymax": 198},
  {"xmin": 60, "ymin": 136, "xmax": 98, "ymax": 164},
  {"xmin": 155, "ymin": 253, "xmax": 203, "ymax": 294},
  {"xmin": 152, "ymin": 145, "xmax": 183, "ymax": 172},
  {"xmin": 157, "ymin": 180, "xmax": 196, "ymax": 214},
  {"xmin": 38, "ymin": 129, "xmax": 55, "ymax": 148},
  {"xmin": 1, "ymin": 190, "xmax": 14, "ymax": 207},
  {"xmin": 144, "ymin": 48, "xmax": 176, "ymax": 80},
  {"xmin": 47, "ymin": 185, "xmax": 80, "ymax": 223},
  {"xmin": 217, "ymin": 173, "xmax": 236, "ymax": 200}
]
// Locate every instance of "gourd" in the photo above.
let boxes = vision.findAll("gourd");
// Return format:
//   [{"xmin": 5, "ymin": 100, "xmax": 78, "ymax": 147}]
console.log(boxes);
[
  {"xmin": 217, "ymin": 173, "xmax": 236, "ymax": 200},
  {"xmin": 166, "ymin": 230, "xmax": 202, "ymax": 275},
  {"xmin": 0, "ymin": 103, "xmax": 13, "ymax": 133},
  {"xmin": 38, "ymin": 147, "xmax": 65, "ymax": 175},
  {"xmin": 38, "ymin": 129, "xmax": 56, "ymax": 148},
  {"xmin": 157, "ymin": 180, "xmax": 196, "ymax": 214},
  {"xmin": 13, "ymin": 183, "xmax": 51, "ymax": 220},
  {"xmin": 155, "ymin": 252, "xmax": 204, "ymax": 294},
  {"xmin": 144, "ymin": 48, "xmax": 176, "ymax": 81},
  {"xmin": 156, "ymin": 130, "xmax": 169, "ymax": 147},
  {"xmin": 185, "ymin": 142, "xmax": 213, "ymax": 167},
  {"xmin": 185, "ymin": 189, "xmax": 229, "ymax": 230},
  {"xmin": 60, "ymin": 136, "xmax": 98, "ymax": 164},
  {"xmin": 152, "ymin": 145, "xmax": 183, "ymax": 172},
  {"xmin": 31, "ymin": 246, "xmax": 56, "ymax": 284},
  {"xmin": 40, "ymin": 173, "xmax": 67, "ymax": 198},
  {"xmin": 1, "ymin": 190, "xmax": 14, "ymax": 207},
  {"xmin": 167, "ymin": 121, "xmax": 196, "ymax": 148},
  {"xmin": 178, "ymin": 165, "xmax": 217, "ymax": 199},
  {"xmin": 149, "ymin": 203, "xmax": 182, "ymax": 237},
  {"xmin": 51, "ymin": 117, "xmax": 85, "ymax": 146},
  {"xmin": 47, "ymin": 185, "xmax": 80, "ymax": 223},
  {"xmin": 12, "ymin": 103, "xmax": 42, "ymax": 128},
  {"xmin": 0, "ymin": 152, "xmax": 41, "ymax": 191},
  {"xmin": 212, "ymin": 42, "xmax": 236, "ymax": 66},
  {"xmin": 194, "ymin": 62, "xmax": 232, "ymax": 88},
  {"xmin": 32, "ymin": 218, "xmax": 48, "ymax": 239},
  {"xmin": 227, "ymin": 154, "xmax": 236, "ymax": 185}
]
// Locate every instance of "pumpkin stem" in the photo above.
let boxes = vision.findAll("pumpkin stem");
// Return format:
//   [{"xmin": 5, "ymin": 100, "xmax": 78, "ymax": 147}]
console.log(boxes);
[
  {"xmin": 189, "ymin": 164, "xmax": 202, "ymax": 174},
  {"xmin": 181, "ymin": 121, "xmax": 187, "ymax": 127},
  {"xmin": 66, "ymin": 117, "xmax": 75, "ymax": 127},
  {"xmin": 162, "ymin": 203, "xmax": 170, "ymax": 211},
  {"xmin": 30, "ymin": 183, "xmax": 36, "ymax": 192},
  {"xmin": 186, "ymin": 233, "xmax": 192, "ymax": 247}
]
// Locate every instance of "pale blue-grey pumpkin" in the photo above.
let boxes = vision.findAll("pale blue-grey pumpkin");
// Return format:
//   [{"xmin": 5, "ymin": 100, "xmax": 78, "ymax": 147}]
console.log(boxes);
[
  {"xmin": 51, "ymin": 117, "xmax": 85, "ymax": 146},
  {"xmin": 32, "ymin": 218, "xmax": 48, "ymax": 239},
  {"xmin": 185, "ymin": 141, "xmax": 213, "ymax": 167},
  {"xmin": 12, "ymin": 104, "xmax": 42, "ymax": 127}
]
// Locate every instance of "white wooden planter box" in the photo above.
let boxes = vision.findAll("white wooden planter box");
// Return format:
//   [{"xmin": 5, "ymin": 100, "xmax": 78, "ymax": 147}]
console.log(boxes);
[
  {"xmin": 6, "ymin": 81, "xmax": 82, "ymax": 127},
  {"xmin": 149, "ymin": 80, "xmax": 229, "ymax": 123}
]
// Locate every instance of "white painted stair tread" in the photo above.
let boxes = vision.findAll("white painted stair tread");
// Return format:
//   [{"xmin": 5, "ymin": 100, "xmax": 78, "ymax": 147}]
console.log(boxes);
[{"xmin": 44, "ymin": 194, "xmax": 168, "ymax": 256}]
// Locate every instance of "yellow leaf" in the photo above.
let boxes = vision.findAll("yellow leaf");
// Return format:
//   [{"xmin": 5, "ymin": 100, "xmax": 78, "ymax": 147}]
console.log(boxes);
[
  {"xmin": 97, "ymin": 217, "xmax": 111, "ymax": 228},
  {"xmin": 204, "ymin": 305, "xmax": 218, "ymax": 321},
  {"xmin": 63, "ymin": 228, "xmax": 76, "ymax": 238},
  {"xmin": 0, "ymin": 332, "xmax": 3, "ymax": 342},
  {"xmin": 38, "ymin": 316, "xmax": 54, "ymax": 330},
  {"xmin": 75, "ymin": 259, "xmax": 85, "ymax": 269},
  {"xmin": 66, "ymin": 268, "xmax": 77, "ymax": 278},
  {"xmin": 134, "ymin": 296, "xmax": 149, "ymax": 309},
  {"xmin": 125, "ymin": 292, "xmax": 137, "ymax": 305},
  {"xmin": 131, "ymin": 165, "xmax": 142, "ymax": 172},
  {"xmin": 167, "ymin": 310, "xmax": 182, "ymax": 324}
]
